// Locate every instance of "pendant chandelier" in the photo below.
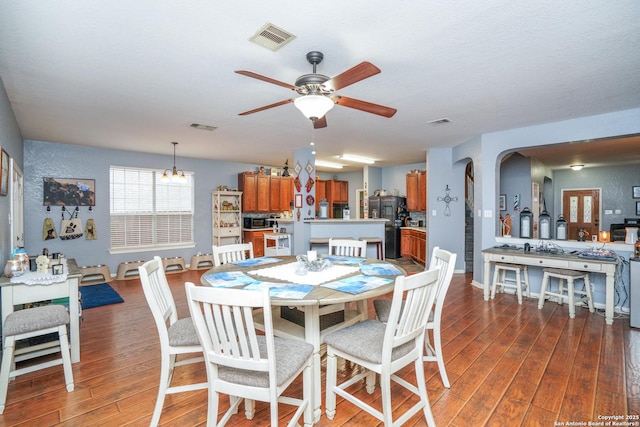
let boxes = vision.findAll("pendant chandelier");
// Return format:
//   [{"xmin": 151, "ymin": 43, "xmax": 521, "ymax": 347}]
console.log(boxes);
[{"xmin": 161, "ymin": 142, "xmax": 186, "ymax": 182}]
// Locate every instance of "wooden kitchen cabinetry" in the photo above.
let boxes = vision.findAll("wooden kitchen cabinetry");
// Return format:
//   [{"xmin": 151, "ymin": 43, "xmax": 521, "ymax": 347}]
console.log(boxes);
[
  {"xmin": 329, "ymin": 179, "xmax": 349, "ymax": 203},
  {"xmin": 243, "ymin": 230, "xmax": 265, "ymax": 257},
  {"xmin": 400, "ymin": 228, "xmax": 426, "ymax": 265},
  {"xmin": 239, "ymin": 172, "xmax": 293, "ymax": 213},
  {"xmin": 212, "ymin": 191, "xmax": 242, "ymax": 247},
  {"xmin": 406, "ymin": 171, "xmax": 427, "ymax": 211}
]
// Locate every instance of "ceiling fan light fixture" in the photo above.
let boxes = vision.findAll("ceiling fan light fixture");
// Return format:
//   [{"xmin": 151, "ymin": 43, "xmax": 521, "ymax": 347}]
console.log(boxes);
[
  {"xmin": 339, "ymin": 154, "xmax": 375, "ymax": 164},
  {"xmin": 570, "ymin": 164, "xmax": 584, "ymax": 171},
  {"xmin": 316, "ymin": 160, "xmax": 343, "ymax": 169},
  {"xmin": 294, "ymin": 95, "xmax": 334, "ymax": 121}
]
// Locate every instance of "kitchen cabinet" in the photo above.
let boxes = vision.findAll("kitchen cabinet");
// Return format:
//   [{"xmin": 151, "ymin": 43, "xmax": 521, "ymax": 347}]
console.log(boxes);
[
  {"xmin": 316, "ymin": 180, "xmax": 327, "ymax": 212},
  {"xmin": 329, "ymin": 179, "xmax": 349, "ymax": 203},
  {"xmin": 279, "ymin": 176, "xmax": 294, "ymax": 211},
  {"xmin": 212, "ymin": 191, "xmax": 242, "ymax": 247},
  {"xmin": 243, "ymin": 230, "xmax": 265, "ymax": 257},
  {"xmin": 270, "ymin": 176, "xmax": 281, "ymax": 211},
  {"xmin": 400, "ymin": 228, "xmax": 426, "ymax": 265},
  {"xmin": 239, "ymin": 172, "xmax": 293, "ymax": 213},
  {"xmin": 406, "ymin": 171, "xmax": 426, "ymax": 211}
]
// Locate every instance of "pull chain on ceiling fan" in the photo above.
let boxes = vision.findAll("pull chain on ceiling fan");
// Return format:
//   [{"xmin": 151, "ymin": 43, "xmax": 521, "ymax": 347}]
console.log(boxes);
[{"xmin": 235, "ymin": 51, "xmax": 397, "ymax": 129}]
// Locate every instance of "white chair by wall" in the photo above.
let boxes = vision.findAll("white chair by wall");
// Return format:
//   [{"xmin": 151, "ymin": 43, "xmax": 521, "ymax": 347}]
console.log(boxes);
[
  {"xmin": 138, "ymin": 256, "xmax": 207, "ymax": 426},
  {"xmin": 324, "ymin": 267, "xmax": 440, "ymax": 426},
  {"xmin": 328, "ymin": 238, "xmax": 367, "ymax": 257},
  {"xmin": 212, "ymin": 242, "xmax": 254, "ymax": 267},
  {"xmin": 185, "ymin": 282, "xmax": 313, "ymax": 427},
  {"xmin": 0, "ymin": 305, "xmax": 74, "ymax": 414},
  {"xmin": 373, "ymin": 246, "xmax": 457, "ymax": 387}
]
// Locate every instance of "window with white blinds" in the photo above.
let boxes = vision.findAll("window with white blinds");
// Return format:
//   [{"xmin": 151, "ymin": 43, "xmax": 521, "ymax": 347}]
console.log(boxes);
[{"xmin": 110, "ymin": 166, "xmax": 194, "ymax": 252}]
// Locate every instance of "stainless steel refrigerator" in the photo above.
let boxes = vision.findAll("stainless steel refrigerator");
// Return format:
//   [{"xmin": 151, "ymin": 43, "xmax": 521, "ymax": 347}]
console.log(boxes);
[{"xmin": 369, "ymin": 195, "xmax": 406, "ymax": 259}]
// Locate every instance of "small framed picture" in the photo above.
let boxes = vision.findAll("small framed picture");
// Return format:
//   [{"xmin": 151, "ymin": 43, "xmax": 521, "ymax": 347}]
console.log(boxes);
[
  {"xmin": 0, "ymin": 147, "xmax": 9, "ymax": 196},
  {"xmin": 52, "ymin": 263, "xmax": 64, "ymax": 275},
  {"xmin": 499, "ymin": 194, "xmax": 507, "ymax": 211},
  {"xmin": 633, "ymin": 186, "xmax": 640, "ymax": 199},
  {"xmin": 294, "ymin": 193, "xmax": 303, "ymax": 208},
  {"xmin": 636, "ymin": 201, "xmax": 640, "ymax": 216}
]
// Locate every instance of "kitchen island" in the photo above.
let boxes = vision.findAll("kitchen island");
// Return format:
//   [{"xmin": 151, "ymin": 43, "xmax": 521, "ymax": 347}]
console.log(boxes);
[{"xmin": 304, "ymin": 219, "xmax": 388, "ymax": 258}]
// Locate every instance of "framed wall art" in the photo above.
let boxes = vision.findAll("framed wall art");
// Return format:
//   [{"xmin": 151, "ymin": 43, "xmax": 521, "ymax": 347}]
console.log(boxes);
[
  {"xmin": 499, "ymin": 194, "xmax": 506, "ymax": 211},
  {"xmin": 637, "ymin": 201, "xmax": 640, "ymax": 216},
  {"xmin": 0, "ymin": 147, "xmax": 9, "ymax": 196},
  {"xmin": 43, "ymin": 177, "xmax": 96, "ymax": 206},
  {"xmin": 633, "ymin": 186, "xmax": 640, "ymax": 199},
  {"xmin": 294, "ymin": 193, "xmax": 303, "ymax": 208}
]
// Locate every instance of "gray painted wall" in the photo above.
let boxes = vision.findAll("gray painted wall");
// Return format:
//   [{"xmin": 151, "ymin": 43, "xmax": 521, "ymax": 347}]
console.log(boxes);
[{"xmin": 0, "ymin": 77, "xmax": 24, "ymax": 264}]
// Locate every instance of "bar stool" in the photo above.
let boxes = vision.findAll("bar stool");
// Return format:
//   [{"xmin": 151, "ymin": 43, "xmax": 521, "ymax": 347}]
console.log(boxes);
[
  {"xmin": 309, "ymin": 237, "xmax": 330, "ymax": 251},
  {"xmin": 0, "ymin": 305, "xmax": 74, "ymax": 413},
  {"xmin": 538, "ymin": 268, "xmax": 594, "ymax": 318},
  {"xmin": 359, "ymin": 237, "xmax": 384, "ymax": 260},
  {"xmin": 490, "ymin": 263, "xmax": 530, "ymax": 304}
]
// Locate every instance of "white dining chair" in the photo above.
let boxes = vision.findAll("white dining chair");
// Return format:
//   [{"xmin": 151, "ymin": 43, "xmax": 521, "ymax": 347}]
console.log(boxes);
[
  {"xmin": 328, "ymin": 238, "xmax": 367, "ymax": 257},
  {"xmin": 185, "ymin": 282, "xmax": 314, "ymax": 427},
  {"xmin": 138, "ymin": 256, "xmax": 207, "ymax": 426},
  {"xmin": 212, "ymin": 242, "xmax": 254, "ymax": 267},
  {"xmin": 324, "ymin": 267, "xmax": 440, "ymax": 426},
  {"xmin": 373, "ymin": 246, "xmax": 457, "ymax": 387}
]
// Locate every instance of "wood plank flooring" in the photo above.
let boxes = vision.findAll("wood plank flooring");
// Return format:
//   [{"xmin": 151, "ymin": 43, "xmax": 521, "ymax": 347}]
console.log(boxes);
[{"xmin": 1, "ymin": 267, "xmax": 638, "ymax": 426}]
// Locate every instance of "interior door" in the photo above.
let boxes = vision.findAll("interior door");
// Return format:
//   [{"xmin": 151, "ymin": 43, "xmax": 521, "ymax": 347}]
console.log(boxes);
[
  {"xmin": 562, "ymin": 189, "xmax": 600, "ymax": 240},
  {"xmin": 9, "ymin": 158, "xmax": 24, "ymax": 248}
]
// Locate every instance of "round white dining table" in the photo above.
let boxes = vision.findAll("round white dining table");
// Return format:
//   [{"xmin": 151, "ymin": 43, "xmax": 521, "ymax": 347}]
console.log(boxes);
[{"xmin": 201, "ymin": 255, "xmax": 405, "ymax": 423}]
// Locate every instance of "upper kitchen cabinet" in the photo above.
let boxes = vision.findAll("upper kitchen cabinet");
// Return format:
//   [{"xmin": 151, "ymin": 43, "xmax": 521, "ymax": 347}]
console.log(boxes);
[
  {"xmin": 329, "ymin": 179, "xmax": 349, "ymax": 203},
  {"xmin": 406, "ymin": 170, "xmax": 426, "ymax": 211},
  {"xmin": 239, "ymin": 172, "xmax": 293, "ymax": 213}
]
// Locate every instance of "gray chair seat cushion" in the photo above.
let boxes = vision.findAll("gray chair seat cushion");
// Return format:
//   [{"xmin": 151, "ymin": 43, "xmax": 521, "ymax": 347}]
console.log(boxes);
[
  {"xmin": 373, "ymin": 299, "xmax": 434, "ymax": 324},
  {"xmin": 324, "ymin": 319, "xmax": 414, "ymax": 364},
  {"xmin": 168, "ymin": 317, "xmax": 200, "ymax": 346},
  {"xmin": 218, "ymin": 336, "xmax": 313, "ymax": 388},
  {"xmin": 4, "ymin": 305, "xmax": 70, "ymax": 337}
]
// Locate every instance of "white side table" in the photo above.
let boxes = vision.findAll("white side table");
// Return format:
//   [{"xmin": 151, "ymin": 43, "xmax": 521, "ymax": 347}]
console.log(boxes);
[{"xmin": 264, "ymin": 233, "xmax": 292, "ymax": 256}]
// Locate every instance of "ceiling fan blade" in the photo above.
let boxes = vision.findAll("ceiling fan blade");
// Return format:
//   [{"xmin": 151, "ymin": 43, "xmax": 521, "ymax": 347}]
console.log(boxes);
[
  {"xmin": 324, "ymin": 62, "xmax": 381, "ymax": 91},
  {"xmin": 333, "ymin": 95, "xmax": 397, "ymax": 118},
  {"xmin": 313, "ymin": 116, "xmax": 327, "ymax": 129},
  {"xmin": 235, "ymin": 70, "xmax": 298, "ymax": 91},
  {"xmin": 238, "ymin": 99, "xmax": 294, "ymax": 116}
]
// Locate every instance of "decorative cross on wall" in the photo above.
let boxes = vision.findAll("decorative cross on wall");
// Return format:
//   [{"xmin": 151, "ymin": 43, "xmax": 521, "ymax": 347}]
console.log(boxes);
[{"xmin": 437, "ymin": 185, "xmax": 458, "ymax": 216}]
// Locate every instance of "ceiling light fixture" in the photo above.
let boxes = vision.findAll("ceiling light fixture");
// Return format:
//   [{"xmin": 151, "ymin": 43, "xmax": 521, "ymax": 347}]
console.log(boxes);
[
  {"xmin": 315, "ymin": 160, "xmax": 343, "ymax": 169},
  {"xmin": 570, "ymin": 164, "xmax": 584, "ymax": 171},
  {"xmin": 294, "ymin": 95, "xmax": 334, "ymax": 121},
  {"xmin": 338, "ymin": 154, "xmax": 376, "ymax": 164},
  {"xmin": 162, "ymin": 142, "xmax": 186, "ymax": 182}
]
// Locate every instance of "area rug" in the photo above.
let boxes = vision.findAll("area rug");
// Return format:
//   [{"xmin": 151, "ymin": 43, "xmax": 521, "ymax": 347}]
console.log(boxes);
[{"xmin": 80, "ymin": 283, "xmax": 124, "ymax": 309}]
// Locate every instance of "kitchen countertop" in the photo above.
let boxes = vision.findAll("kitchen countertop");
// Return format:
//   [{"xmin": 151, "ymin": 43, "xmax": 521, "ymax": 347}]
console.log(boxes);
[
  {"xmin": 304, "ymin": 219, "xmax": 389, "ymax": 223},
  {"xmin": 401, "ymin": 226, "xmax": 426, "ymax": 232}
]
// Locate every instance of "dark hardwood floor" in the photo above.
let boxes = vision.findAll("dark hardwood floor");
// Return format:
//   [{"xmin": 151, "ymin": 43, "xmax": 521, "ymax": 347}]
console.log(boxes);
[{"xmin": 1, "ymin": 265, "xmax": 638, "ymax": 426}]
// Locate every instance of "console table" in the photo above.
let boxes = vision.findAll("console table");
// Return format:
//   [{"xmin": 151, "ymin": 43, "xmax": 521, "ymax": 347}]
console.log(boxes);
[
  {"xmin": 0, "ymin": 259, "xmax": 81, "ymax": 362},
  {"xmin": 482, "ymin": 248, "xmax": 618, "ymax": 325}
]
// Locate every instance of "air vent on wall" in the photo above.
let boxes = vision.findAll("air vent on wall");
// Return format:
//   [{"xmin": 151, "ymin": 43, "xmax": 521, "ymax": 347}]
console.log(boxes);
[
  {"xmin": 427, "ymin": 118, "xmax": 452, "ymax": 126},
  {"xmin": 249, "ymin": 23, "xmax": 296, "ymax": 51}
]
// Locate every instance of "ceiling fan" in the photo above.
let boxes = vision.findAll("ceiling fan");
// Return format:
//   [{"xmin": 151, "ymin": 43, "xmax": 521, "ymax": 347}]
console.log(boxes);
[{"xmin": 235, "ymin": 51, "xmax": 397, "ymax": 129}]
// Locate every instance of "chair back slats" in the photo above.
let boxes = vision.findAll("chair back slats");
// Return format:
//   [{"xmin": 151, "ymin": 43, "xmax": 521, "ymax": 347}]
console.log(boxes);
[
  {"xmin": 139, "ymin": 256, "xmax": 178, "ymax": 330},
  {"xmin": 384, "ymin": 267, "xmax": 440, "ymax": 357},
  {"xmin": 212, "ymin": 243, "xmax": 254, "ymax": 267},
  {"xmin": 187, "ymin": 285, "xmax": 272, "ymax": 374},
  {"xmin": 427, "ymin": 247, "xmax": 457, "ymax": 321},
  {"xmin": 328, "ymin": 238, "xmax": 367, "ymax": 257}
]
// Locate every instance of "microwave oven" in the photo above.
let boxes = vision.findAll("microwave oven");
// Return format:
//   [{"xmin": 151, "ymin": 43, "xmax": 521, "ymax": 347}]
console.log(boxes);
[{"xmin": 243, "ymin": 217, "xmax": 267, "ymax": 229}]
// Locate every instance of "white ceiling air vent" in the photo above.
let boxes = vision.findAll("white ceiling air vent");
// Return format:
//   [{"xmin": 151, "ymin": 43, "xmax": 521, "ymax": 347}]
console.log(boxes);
[
  {"xmin": 427, "ymin": 118, "xmax": 452, "ymax": 126},
  {"xmin": 249, "ymin": 23, "xmax": 296, "ymax": 51},
  {"xmin": 190, "ymin": 123, "xmax": 217, "ymax": 131}
]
